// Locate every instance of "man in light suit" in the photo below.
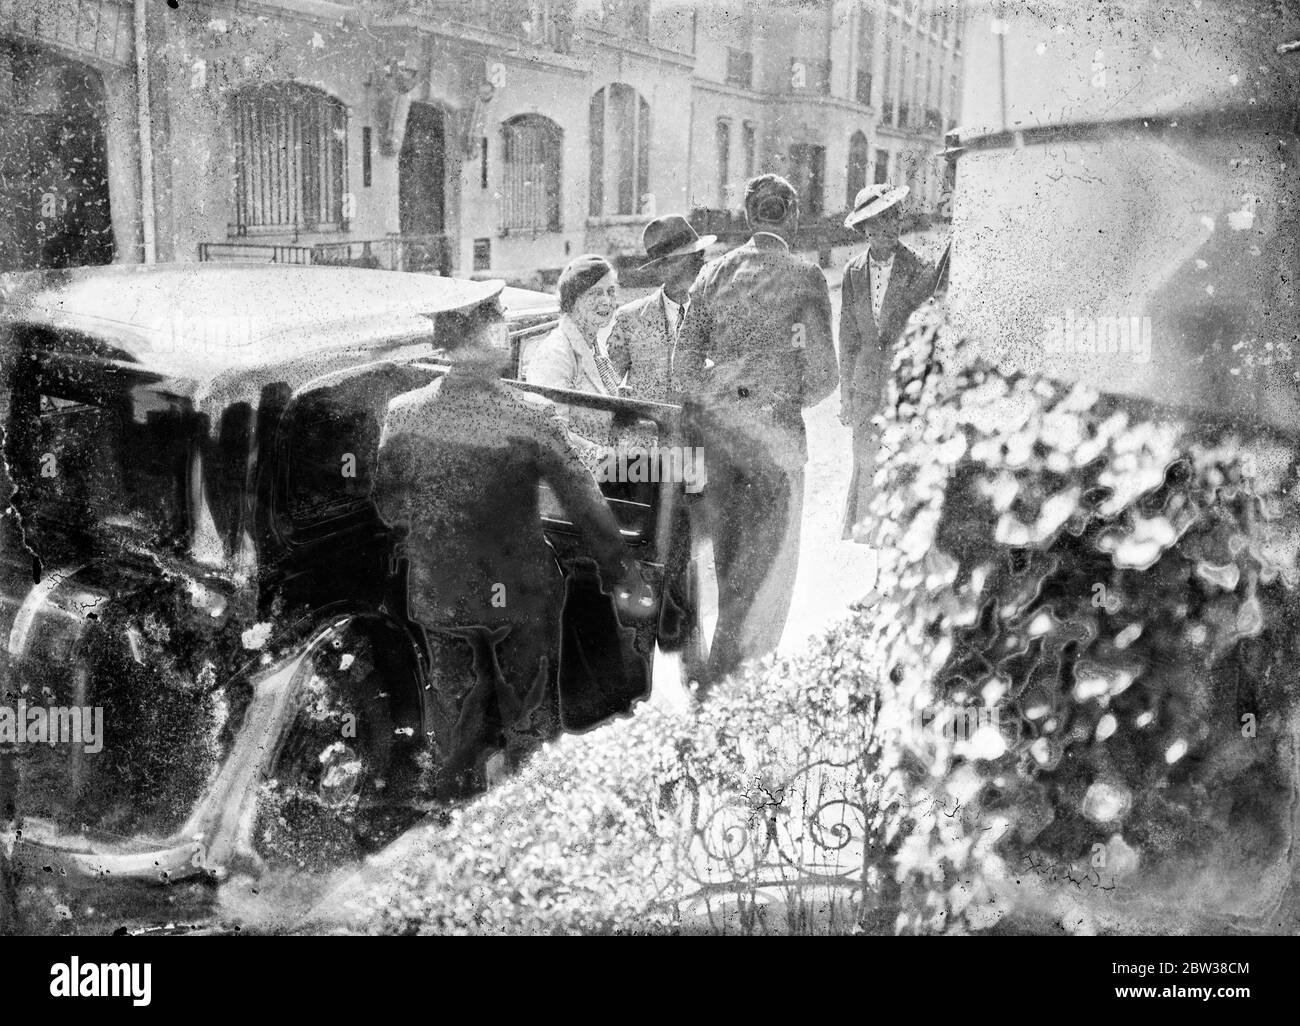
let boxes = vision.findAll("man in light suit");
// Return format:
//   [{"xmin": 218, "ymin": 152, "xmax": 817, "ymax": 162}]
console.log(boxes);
[
  {"xmin": 606, "ymin": 215, "xmax": 716, "ymax": 402},
  {"xmin": 838, "ymin": 182, "xmax": 937, "ymax": 539},
  {"xmin": 673, "ymin": 174, "xmax": 839, "ymax": 689},
  {"xmin": 604, "ymin": 216, "xmax": 714, "ymax": 673}
]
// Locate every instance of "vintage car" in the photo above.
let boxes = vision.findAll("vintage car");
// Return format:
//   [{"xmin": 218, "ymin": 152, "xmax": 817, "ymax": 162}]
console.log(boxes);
[{"xmin": 0, "ymin": 264, "xmax": 701, "ymax": 887}]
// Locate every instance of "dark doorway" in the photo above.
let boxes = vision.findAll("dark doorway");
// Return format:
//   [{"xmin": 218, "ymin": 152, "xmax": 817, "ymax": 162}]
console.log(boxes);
[
  {"xmin": 399, "ymin": 103, "xmax": 445, "ymax": 235},
  {"xmin": 0, "ymin": 40, "xmax": 114, "ymax": 272},
  {"xmin": 846, "ymin": 131, "xmax": 869, "ymax": 209},
  {"xmin": 787, "ymin": 144, "xmax": 825, "ymax": 217},
  {"xmin": 398, "ymin": 102, "xmax": 448, "ymax": 274},
  {"xmin": 874, "ymin": 148, "xmax": 890, "ymax": 184}
]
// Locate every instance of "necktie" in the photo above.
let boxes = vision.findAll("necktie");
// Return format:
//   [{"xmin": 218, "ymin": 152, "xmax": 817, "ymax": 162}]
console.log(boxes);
[
  {"xmin": 669, "ymin": 303, "xmax": 685, "ymax": 378},
  {"xmin": 594, "ymin": 350, "xmax": 622, "ymax": 394}
]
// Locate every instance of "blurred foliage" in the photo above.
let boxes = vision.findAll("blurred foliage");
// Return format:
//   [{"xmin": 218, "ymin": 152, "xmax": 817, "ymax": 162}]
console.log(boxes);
[{"xmin": 863, "ymin": 301, "xmax": 1300, "ymax": 934}]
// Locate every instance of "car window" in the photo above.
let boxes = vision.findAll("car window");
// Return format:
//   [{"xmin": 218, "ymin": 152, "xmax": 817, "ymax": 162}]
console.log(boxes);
[
  {"xmin": 4, "ymin": 339, "xmax": 189, "ymax": 557},
  {"xmin": 279, "ymin": 363, "xmax": 437, "ymax": 533},
  {"xmin": 283, "ymin": 392, "xmax": 377, "ymax": 526}
]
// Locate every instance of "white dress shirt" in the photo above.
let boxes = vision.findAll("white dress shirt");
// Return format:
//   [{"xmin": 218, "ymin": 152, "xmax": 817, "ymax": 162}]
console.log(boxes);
[
  {"xmin": 661, "ymin": 290, "xmax": 688, "ymax": 342},
  {"xmin": 869, "ymin": 249, "xmax": 895, "ymax": 323}
]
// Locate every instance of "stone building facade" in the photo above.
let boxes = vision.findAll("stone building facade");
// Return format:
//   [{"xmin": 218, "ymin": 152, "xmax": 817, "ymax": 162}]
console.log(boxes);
[{"xmin": 1, "ymin": 0, "xmax": 965, "ymax": 282}]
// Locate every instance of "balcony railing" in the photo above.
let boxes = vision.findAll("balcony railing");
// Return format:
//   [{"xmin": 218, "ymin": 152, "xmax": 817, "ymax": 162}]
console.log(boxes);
[
  {"xmin": 405, "ymin": 0, "xmax": 577, "ymax": 51},
  {"xmin": 689, "ymin": 207, "xmax": 748, "ymax": 244},
  {"xmin": 199, "ymin": 236, "xmax": 452, "ymax": 274},
  {"xmin": 198, "ymin": 242, "xmax": 314, "ymax": 264},
  {"xmin": 311, "ymin": 235, "xmax": 452, "ymax": 275}
]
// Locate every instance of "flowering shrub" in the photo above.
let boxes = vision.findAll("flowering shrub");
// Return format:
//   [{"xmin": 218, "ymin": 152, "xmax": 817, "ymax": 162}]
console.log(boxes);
[
  {"xmin": 330, "ymin": 626, "xmax": 885, "ymax": 935},
  {"xmin": 863, "ymin": 302, "xmax": 1300, "ymax": 935}
]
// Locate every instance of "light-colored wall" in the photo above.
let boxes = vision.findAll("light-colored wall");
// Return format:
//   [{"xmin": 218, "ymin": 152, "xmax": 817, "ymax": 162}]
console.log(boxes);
[
  {"xmin": 455, "ymin": 51, "xmax": 590, "ymax": 280},
  {"xmin": 689, "ymin": 85, "xmax": 765, "ymax": 210},
  {"xmin": 155, "ymin": 3, "xmax": 392, "ymax": 256},
  {"xmin": 4, "ymin": 0, "xmax": 966, "ymax": 279}
]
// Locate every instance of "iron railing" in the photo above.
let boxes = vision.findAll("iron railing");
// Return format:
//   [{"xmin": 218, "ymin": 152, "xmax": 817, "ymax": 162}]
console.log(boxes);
[
  {"xmin": 310, "ymin": 235, "xmax": 451, "ymax": 275},
  {"xmin": 197, "ymin": 242, "xmax": 314, "ymax": 264},
  {"xmin": 199, "ymin": 236, "xmax": 452, "ymax": 274}
]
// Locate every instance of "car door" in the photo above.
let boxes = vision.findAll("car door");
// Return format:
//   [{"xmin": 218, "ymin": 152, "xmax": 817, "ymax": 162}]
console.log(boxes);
[{"xmin": 507, "ymin": 380, "xmax": 689, "ymax": 728}]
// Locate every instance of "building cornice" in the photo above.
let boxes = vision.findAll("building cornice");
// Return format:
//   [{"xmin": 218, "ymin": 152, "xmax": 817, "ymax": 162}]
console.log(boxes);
[
  {"xmin": 876, "ymin": 122, "xmax": 943, "ymax": 142},
  {"xmin": 764, "ymin": 92, "xmax": 877, "ymax": 118},
  {"xmin": 690, "ymin": 77, "xmax": 770, "ymax": 103},
  {"xmin": 576, "ymin": 26, "xmax": 694, "ymax": 71},
  {"xmin": 423, "ymin": 23, "xmax": 590, "ymax": 77},
  {"xmin": 221, "ymin": 1, "xmax": 586, "ymax": 80},
  {"xmin": 691, "ymin": 80, "xmax": 878, "ymax": 121},
  {"xmin": 219, "ymin": 0, "xmax": 359, "ymax": 29}
]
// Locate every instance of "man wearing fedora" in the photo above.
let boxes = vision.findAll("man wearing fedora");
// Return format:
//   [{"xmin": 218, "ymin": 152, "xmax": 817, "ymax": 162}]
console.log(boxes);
[
  {"xmin": 606, "ymin": 215, "xmax": 716, "ymax": 403},
  {"xmin": 838, "ymin": 181, "xmax": 937, "ymax": 539},
  {"xmin": 673, "ymin": 174, "xmax": 838, "ymax": 690}
]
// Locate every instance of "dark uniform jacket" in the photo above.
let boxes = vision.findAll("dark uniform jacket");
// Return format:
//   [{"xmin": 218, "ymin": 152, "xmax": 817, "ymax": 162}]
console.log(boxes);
[
  {"xmin": 372, "ymin": 369, "xmax": 633, "ymax": 790},
  {"xmin": 373, "ymin": 370, "xmax": 627, "ymax": 632},
  {"xmin": 673, "ymin": 233, "xmax": 838, "ymax": 465},
  {"xmin": 838, "ymin": 242, "xmax": 936, "ymax": 428}
]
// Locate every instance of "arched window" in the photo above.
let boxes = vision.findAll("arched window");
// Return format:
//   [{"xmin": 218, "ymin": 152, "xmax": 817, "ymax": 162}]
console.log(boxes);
[
  {"xmin": 589, "ymin": 84, "xmax": 651, "ymax": 217},
  {"xmin": 232, "ymin": 83, "xmax": 347, "ymax": 234},
  {"xmin": 501, "ymin": 114, "xmax": 562, "ymax": 232},
  {"xmin": 846, "ymin": 131, "xmax": 869, "ymax": 208}
]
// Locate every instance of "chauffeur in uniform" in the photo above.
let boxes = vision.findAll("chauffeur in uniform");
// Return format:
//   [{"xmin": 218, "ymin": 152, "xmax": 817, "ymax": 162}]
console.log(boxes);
[
  {"xmin": 673, "ymin": 174, "xmax": 838, "ymax": 690},
  {"xmin": 372, "ymin": 284, "xmax": 651, "ymax": 796},
  {"xmin": 837, "ymin": 182, "xmax": 937, "ymax": 539},
  {"xmin": 606, "ymin": 215, "xmax": 716, "ymax": 402}
]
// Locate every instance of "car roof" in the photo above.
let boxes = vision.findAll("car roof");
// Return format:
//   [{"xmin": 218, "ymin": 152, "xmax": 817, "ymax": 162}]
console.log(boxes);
[{"xmin": 0, "ymin": 264, "xmax": 557, "ymax": 380}]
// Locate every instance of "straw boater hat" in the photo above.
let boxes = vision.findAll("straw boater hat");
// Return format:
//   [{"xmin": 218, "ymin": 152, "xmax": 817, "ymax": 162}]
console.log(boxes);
[
  {"xmin": 639, "ymin": 215, "xmax": 717, "ymax": 269},
  {"xmin": 844, "ymin": 182, "xmax": 910, "ymax": 229}
]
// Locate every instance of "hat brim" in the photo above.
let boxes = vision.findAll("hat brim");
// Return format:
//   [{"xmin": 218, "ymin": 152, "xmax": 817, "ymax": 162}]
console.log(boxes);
[
  {"xmin": 844, "ymin": 188, "xmax": 909, "ymax": 229},
  {"xmin": 639, "ymin": 234, "xmax": 717, "ymax": 269},
  {"xmin": 419, "ymin": 278, "xmax": 506, "ymax": 319}
]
